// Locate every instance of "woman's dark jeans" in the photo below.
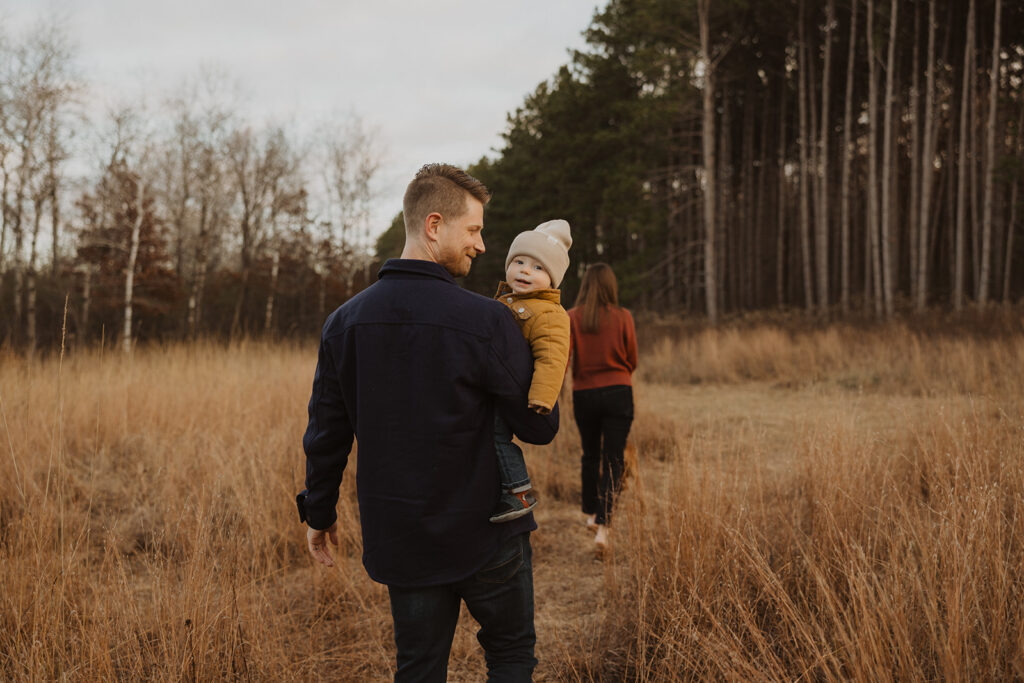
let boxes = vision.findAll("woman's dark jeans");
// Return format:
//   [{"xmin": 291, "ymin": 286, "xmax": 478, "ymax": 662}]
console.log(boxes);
[
  {"xmin": 573, "ymin": 385, "xmax": 634, "ymax": 526},
  {"xmin": 387, "ymin": 533, "xmax": 536, "ymax": 682}
]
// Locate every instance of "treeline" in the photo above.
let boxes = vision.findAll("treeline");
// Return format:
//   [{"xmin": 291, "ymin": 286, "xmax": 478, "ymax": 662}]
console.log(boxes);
[
  {"xmin": 0, "ymin": 21, "xmax": 380, "ymax": 353},
  {"xmin": 381, "ymin": 0, "xmax": 1024, "ymax": 322},
  {"xmin": 7, "ymin": 2, "xmax": 1024, "ymax": 354}
]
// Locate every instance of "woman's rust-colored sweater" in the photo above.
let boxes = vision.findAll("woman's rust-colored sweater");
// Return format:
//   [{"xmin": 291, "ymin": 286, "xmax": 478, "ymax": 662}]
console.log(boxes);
[{"xmin": 567, "ymin": 305, "xmax": 638, "ymax": 390}]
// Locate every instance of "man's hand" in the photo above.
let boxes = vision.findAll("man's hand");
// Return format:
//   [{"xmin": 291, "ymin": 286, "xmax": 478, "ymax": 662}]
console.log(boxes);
[{"xmin": 307, "ymin": 522, "xmax": 339, "ymax": 567}]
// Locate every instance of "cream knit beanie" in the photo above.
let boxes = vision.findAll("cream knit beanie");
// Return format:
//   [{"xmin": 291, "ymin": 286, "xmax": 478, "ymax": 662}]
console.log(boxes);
[{"xmin": 505, "ymin": 219, "xmax": 573, "ymax": 288}]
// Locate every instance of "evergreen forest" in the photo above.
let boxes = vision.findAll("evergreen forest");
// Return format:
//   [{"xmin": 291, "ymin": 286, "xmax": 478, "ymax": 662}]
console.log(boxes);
[{"xmin": 391, "ymin": 0, "xmax": 1024, "ymax": 323}]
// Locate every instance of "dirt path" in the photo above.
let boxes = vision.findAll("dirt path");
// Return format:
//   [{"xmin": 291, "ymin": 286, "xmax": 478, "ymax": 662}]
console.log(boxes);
[
  {"xmin": 442, "ymin": 473, "xmax": 612, "ymax": 681},
  {"xmin": 439, "ymin": 380, "xmax": 973, "ymax": 680}
]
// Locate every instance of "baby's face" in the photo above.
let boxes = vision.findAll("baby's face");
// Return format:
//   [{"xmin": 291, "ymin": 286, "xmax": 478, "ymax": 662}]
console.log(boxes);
[{"xmin": 506, "ymin": 255, "xmax": 552, "ymax": 294}]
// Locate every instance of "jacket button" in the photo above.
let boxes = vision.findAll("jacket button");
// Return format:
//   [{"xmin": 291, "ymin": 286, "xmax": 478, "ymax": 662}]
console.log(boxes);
[
  {"xmin": 518, "ymin": 307, "xmax": 525, "ymax": 313},
  {"xmin": 507, "ymin": 297, "xmax": 513, "ymax": 303}
]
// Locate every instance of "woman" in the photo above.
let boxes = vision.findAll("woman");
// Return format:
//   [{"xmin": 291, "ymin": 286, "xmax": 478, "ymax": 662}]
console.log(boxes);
[{"xmin": 568, "ymin": 263, "xmax": 637, "ymax": 554}]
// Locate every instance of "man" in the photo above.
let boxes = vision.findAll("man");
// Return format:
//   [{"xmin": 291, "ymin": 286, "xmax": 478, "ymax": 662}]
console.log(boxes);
[{"xmin": 297, "ymin": 163, "xmax": 558, "ymax": 681}]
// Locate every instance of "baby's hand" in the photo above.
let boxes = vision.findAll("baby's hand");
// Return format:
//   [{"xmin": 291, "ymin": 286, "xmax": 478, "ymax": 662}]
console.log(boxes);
[{"xmin": 529, "ymin": 402, "xmax": 551, "ymax": 415}]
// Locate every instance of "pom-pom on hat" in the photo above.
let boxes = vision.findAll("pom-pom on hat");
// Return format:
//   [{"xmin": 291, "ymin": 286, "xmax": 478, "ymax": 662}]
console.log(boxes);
[{"xmin": 505, "ymin": 219, "xmax": 573, "ymax": 288}]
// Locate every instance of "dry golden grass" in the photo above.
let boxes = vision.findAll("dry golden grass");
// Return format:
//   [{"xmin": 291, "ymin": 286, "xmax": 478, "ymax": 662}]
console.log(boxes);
[
  {"xmin": 637, "ymin": 321, "xmax": 1024, "ymax": 396},
  {"xmin": 0, "ymin": 341, "xmax": 392, "ymax": 680},
  {"xmin": 1, "ymin": 323, "xmax": 1023, "ymax": 680}
]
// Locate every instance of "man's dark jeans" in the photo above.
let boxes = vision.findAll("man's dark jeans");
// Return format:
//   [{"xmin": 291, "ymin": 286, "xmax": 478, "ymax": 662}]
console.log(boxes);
[
  {"xmin": 387, "ymin": 533, "xmax": 536, "ymax": 682},
  {"xmin": 573, "ymin": 385, "xmax": 634, "ymax": 526}
]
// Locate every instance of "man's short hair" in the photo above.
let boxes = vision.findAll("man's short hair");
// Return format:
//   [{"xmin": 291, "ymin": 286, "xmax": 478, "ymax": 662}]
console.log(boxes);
[{"xmin": 402, "ymin": 163, "xmax": 491, "ymax": 234}]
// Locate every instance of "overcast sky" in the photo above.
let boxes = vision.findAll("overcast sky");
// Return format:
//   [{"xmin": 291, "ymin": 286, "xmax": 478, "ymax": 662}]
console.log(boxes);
[{"xmin": 5, "ymin": 0, "xmax": 602, "ymax": 236}]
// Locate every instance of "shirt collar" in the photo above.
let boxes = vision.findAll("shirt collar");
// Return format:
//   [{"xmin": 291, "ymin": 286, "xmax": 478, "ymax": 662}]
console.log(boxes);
[
  {"xmin": 495, "ymin": 281, "xmax": 562, "ymax": 302},
  {"xmin": 378, "ymin": 258, "xmax": 458, "ymax": 285}
]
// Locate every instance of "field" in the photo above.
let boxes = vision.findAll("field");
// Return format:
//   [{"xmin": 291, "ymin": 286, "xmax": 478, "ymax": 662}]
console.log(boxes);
[{"xmin": 2, "ymin": 320, "xmax": 1024, "ymax": 681}]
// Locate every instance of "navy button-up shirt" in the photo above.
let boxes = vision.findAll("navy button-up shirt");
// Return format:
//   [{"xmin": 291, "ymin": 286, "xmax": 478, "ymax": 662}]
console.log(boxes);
[{"xmin": 299, "ymin": 259, "xmax": 559, "ymax": 587}]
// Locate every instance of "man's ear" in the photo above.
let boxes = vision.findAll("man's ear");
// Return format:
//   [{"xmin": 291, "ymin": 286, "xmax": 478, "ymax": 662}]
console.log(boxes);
[{"xmin": 424, "ymin": 212, "xmax": 443, "ymax": 242}]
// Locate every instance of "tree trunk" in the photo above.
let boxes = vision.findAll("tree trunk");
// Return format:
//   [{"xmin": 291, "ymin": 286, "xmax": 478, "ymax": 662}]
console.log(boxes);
[
  {"xmin": 947, "ymin": 120, "xmax": 958, "ymax": 289},
  {"xmin": 188, "ymin": 259, "xmax": 207, "ymax": 340},
  {"xmin": 866, "ymin": 0, "xmax": 883, "ymax": 315},
  {"xmin": 840, "ymin": 0, "xmax": 858, "ymax": 312},
  {"xmin": 816, "ymin": 0, "xmax": 834, "ymax": 312},
  {"xmin": 26, "ymin": 198, "xmax": 43, "ymax": 357},
  {"xmin": 698, "ymin": 0, "xmax": 718, "ymax": 324},
  {"xmin": 689, "ymin": 178, "xmax": 700, "ymax": 311},
  {"xmin": 232, "ymin": 265, "xmax": 250, "ymax": 337},
  {"xmin": 49, "ymin": 170, "xmax": 60, "ymax": 278},
  {"xmin": 777, "ymin": 75, "xmax": 788, "ymax": 308},
  {"xmin": 231, "ymin": 213, "xmax": 254, "ymax": 338},
  {"xmin": 954, "ymin": 0, "xmax": 974, "ymax": 310},
  {"xmin": 755, "ymin": 102, "xmax": 769, "ymax": 308},
  {"xmin": 264, "ymin": 245, "xmax": 280, "ymax": 335},
  {"xmin": 797, "ymin": 0, "xmax": 814, "ymax": 310},
  {"xmin": 0, "ymin": 162, "xmax": 7, "ymax": 276},
  {"xmin": 188, "ymin": 201, "xmax": 211, "ymax": 340},
  {"xmin": 917, "ymin": 0, "xmax": 937, "ymax": 311},
  {"xmin": 12, "ymin": 226, "xmax": 23, "ymax": 340},
  {"xmin": 317, "ymin": 269, "xmax": 327, "ymax": 323},
  {"xmin": 81, "ymin": 266, "xmax": 92, "ymax": 338},
  {"xmin": 908, "ymin": 0, "xmax": 921, "ymax": 304},
  {"xmin": 123, "ymin": 179, "xmax": 144, "ymax": 354},
  {"xmin": 977, "ymin": 0, "xmax": 1001, "ymax": 305},
  {"xmin": 879, "ymin": 0, "xmax": 898, "ymax": 316},
  {"xmin": 1004, "ymin": 103, "xmax": 1024, "ymax": 303},
  {"xmin": 719, "ymin": 95, "xmax": 732, "ymax": 314},
  {"xmin": 1004, "ymin": 182, "xmax": 1018, "ymax": 303},
  {"xmin": 48, "ymin": 113, "xmax": 61, "ymax": 278},
  {"xmin": 0, "ymin": 162, "xmax": 8, "ymax": 334},
  {"xmin": 174, "ymin": 133, "xmax": 192, "ymax": 283},
  {"xmin": 970, "ymin": 51, "xmax": 981, "ymax": 293},
  {"xmin": 11, "ymin": 153, "xmax": 28, "ymax": 336},
  {"xmin": 741, "ymin": 88, "xmax": 755, "ymax": 310}
]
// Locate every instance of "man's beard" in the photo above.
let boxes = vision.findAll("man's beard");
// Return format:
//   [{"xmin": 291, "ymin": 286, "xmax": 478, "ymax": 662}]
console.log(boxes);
[{"xmin": 439, "ymin": 248, "xmax": 473, "ymax": 278}]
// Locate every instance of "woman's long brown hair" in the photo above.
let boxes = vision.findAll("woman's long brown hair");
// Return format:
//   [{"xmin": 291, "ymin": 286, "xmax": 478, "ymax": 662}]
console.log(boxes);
[{"xmin": 573, "ymin": 263, "xmax": 619, "ymax": 333}]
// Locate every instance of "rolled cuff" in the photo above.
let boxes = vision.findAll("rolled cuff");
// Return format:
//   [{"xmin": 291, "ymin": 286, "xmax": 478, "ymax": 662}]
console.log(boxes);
[{"xmin": 296, "ymin": 490, "xmax": 338, "ymax": 531}]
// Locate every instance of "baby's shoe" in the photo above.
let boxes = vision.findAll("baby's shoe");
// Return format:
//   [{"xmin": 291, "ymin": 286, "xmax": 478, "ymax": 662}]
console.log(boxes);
[{"xmin": 489, "ymin": 488, "xmax": 539, "ymax": 523}]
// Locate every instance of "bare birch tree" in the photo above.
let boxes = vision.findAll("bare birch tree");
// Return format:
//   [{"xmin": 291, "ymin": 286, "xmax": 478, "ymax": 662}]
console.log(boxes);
[
  {"xmin": 122, "ymin": 170, "xmax": 146, "ymax": 354},
  {"xmin": 187, "ymin": 134, "xmax": 228, "ymax": 339},
  {"xmin": 263, "ymin": 185, "xmax": 306, "ymax": 334},
  {"xmin": 226, "ymin": 125, "xmax": 291, "ymax": 336},
  {"xmin": 25, "ymin": 180, "xmax": 44, "ymax": 355},
  {"xmin": 97, "ymin": 107, "xmax": 153, "ymax": 353},
  {"xmin": 321, "ymin": 117, "xmax": 379, "ymax": 293},
  {"xmin": 1, "ymin": 20, "xmax": 74, "ymax": 346},
  {"xmin": 24, "ymin": 103, "xmax": 69, "ymax": 355},
  {"xmin": 7, "ymin": 46, "xmax": 44, "ymax": 338}
]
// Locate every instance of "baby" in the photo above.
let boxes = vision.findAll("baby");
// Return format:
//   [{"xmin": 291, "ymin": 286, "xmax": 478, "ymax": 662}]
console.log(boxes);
[{"xmin": 490, "ymin": 219, "xmax": 572, "ymax": 522}]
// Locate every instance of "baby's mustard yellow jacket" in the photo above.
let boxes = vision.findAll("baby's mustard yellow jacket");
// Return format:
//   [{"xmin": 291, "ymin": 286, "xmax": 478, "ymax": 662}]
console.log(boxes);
[{"xmin": 495, "ymin": 282, "xmax": 571, "ymax": 414}]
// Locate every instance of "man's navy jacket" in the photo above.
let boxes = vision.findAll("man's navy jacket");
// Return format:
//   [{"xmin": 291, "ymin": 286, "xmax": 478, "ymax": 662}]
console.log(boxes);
[{"xmin": 298, "ymin": 259, "xmax": 560, "ymax": 587}]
